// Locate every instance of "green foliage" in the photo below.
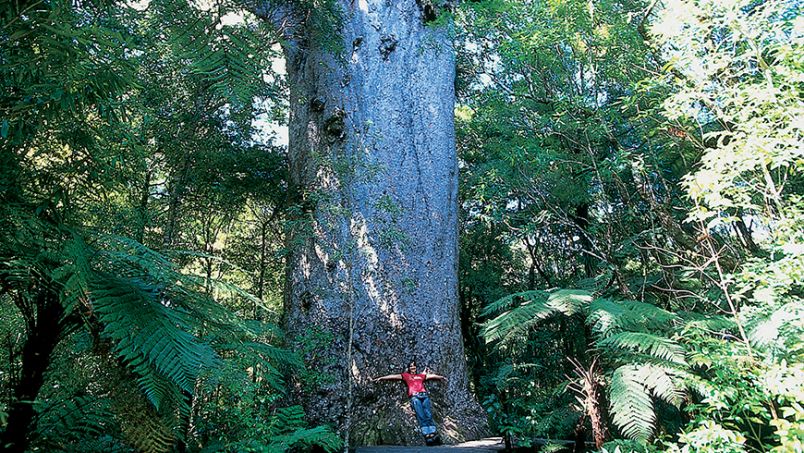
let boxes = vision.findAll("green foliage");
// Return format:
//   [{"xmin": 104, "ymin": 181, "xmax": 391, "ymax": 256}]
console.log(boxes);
[
  {"xmin": 459, "ymin": 0, "xmax": 803, "ymax": 449},
  {"xmin": 92, "ymin": 275, "xmax": 217, "ymax": 407},
  {"xmin": 35, "ymin": 395, "xmax": 117, "ymax": 451},
  {"xmin": 588, "ymin": 299, "xmax": 680, "ymax": 338},
  {"xmin": 609, "ymin": 365, "xmax": 658, "ymax": 441},
  {"xmin": 667, "ymin": 421, "xmax": 749, "ymax": 453},
  {"xmin": 597, "ymin": 332, "xmax": 686, "ymax": 366},
  {"xmin": 482, "ymin": 292, "xmax": 694, "ymax": 442},
  {"xmin": 0, "ymin": 0, "xmax": 331, "ymax": 451},
  {"xmin": 482, "ymin": 289, "xmax": 592, "ymax": 344}
]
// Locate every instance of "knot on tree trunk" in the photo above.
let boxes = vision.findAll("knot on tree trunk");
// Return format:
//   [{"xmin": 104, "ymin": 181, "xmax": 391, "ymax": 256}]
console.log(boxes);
[
  {"xmin": 323, "ymin": 108, "xmax": 346, "ymax": 142},
  {"xmin": 416, "ymin": 0, "xmax": 438, "ymax": 23},
  {"xmin": 310, "ymin": 96, "xmax": 326, "ymax": 112},
  {"xmin": 379, "ymin": 35, "xmax": 398, "ymax": 61}
]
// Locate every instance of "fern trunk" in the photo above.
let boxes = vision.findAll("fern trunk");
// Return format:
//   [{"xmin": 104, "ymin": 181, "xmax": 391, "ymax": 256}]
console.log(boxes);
[
  {"xmin": 257, "ymin": 0, "xmax": 487, "ymax": 446},
  {"xmin": 1, "ymin": 290, "xmax": 64, "ymax": 453}
]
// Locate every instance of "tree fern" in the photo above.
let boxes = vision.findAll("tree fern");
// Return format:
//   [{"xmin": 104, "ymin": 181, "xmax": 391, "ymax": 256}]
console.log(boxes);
[
  {"xmin": 114, "ymin": 389, "xmax": 177, "ymax": 453},
  {"xmin": 597, "ymin": 332, "xmax": 687, "ymax": 366},
  {"xmin": 160, "ymin": 1, "xmax": 279, "ymax": 112},
  {"xmin": 588, "ymin": 298, "xmax": 680, "ymax": 338},
  {"xmin": 265, "ymin": 406, "xmax": 343, "ymax": 452},
  {"xmin": 482, "ymin": 289, "xmax": 592, "ymax": 344},
  {"xmin": 678, "ymin": 311, "xmax": 737, "ymax": 333},
  {"xmin": 746, "ymin": 300, "xmax": 804, "ymax": 353},
  {"xmin": 609, "ymin": 363, "xmax": 688, "ymax": 441},
  {"xmin": 90, "ymin": 275, "xmax": 218, "ymax": 403},
  {"xmin": 481, "ymin": 289, "xmax": 551, "ymax": 317},
  {"xmin": 634, "ymin": 364, "xmax": 685, "ymax": 408},
  {"xmin": 269, "ymin": 425, "xmax": 344, "ymax": 452},
  {"xmin": 609, "ymin": 365, "xmax": 656, "ymax": 441},
  {"xmin": 217, "ymin": 405, "xmax": 343, "ymax": 453},
  {"xmin": 51, "ymin": 233, "xmax": 231, "ymax": 414},
  {"xmin": 483, "ymin": 286, "xmax": 697, "ymax": 443},
  {"xmin": 35, "ymin": 395, "xmax": 113, "ymax": 447}
]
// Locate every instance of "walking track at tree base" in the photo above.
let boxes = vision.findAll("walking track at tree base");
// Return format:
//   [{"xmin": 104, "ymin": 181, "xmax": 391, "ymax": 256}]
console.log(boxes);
[{"xmin": 356, "ymin": 437, "xmax": 506, "ymax": 453}]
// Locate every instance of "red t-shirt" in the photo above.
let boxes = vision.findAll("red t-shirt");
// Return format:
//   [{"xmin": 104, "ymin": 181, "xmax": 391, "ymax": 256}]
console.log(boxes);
[{"xmin": 401, "ymin": 372, "xmax": 427, "ymax": 396}]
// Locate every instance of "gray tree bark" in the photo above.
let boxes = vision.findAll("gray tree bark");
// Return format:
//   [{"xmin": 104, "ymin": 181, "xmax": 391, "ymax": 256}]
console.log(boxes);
[{"xmin": 252, "ymin": 0, "xmax": 487, "ymax": 446}]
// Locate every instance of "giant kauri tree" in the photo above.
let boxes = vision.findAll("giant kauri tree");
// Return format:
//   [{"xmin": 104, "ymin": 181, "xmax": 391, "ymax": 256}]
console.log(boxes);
[{"xmin": 250, "ymin": 0, "xmax": 487, "ymax": 445}]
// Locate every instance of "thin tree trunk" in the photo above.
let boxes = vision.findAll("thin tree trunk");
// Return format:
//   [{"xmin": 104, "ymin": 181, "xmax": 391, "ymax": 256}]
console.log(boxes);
[
  {"xmin": 570, "ymin": 204, "xmax": 596, "ymax": 277},
  {"xmin": 256, "ymin": 219, "xmax": 268, "ymax": 319},
  {"xmin": 1, "ymin": 290, "xmax": 64, "ymax": 453},
  {"xmin": 523, "ymin": 236, "xmax": 552, "ymax": 288},
  {"xmin": 136, "ymin": 169, "xmax": 151, "ymax": 244},
  {"xmin": 734, "ymin": 214, "xmax": 759, "ymax": 253},
  {"xmin": 163, "ymin": 154, "xmax": 191, "ymax": 248}
]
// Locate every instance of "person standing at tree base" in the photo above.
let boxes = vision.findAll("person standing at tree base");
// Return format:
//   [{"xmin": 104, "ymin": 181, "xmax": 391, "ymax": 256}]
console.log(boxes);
[{"xmin": 373, "ymin": 360, "xmax": 447, "ymax": 444}]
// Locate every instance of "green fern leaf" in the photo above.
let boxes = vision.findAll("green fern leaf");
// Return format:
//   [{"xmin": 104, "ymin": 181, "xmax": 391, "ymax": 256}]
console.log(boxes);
[
  {"xmin": 746, "ymin": 300, "xmax": 804, "ymax": 350},
  {"xmin": 481, "ymin": 289, "xmax": 550, "ymax": 317},
  {"xmin": 482, "ymin": 289, "xmax": 592, "ymax": 344},
  {"xmin": 597, "ymin": 332, "xmax": 687, "ymax": 365},
  {"xmin": 90, "ymin": 275, "xmax": 218, "ymax": 406},
  {"xmin": 482, "ymin": 294, "xmax": 555, "ymax": 344},
  {"xmin": 36, "ymin": 395, "xmax": 112, "ymax": 444},
  {"xmin": 609, "ymin": 365, "xmax": 655, "ymax": 441},
  {"xmin": 269, "ymin": 425, "xmax": 343, "ymax": 452},
  {"xmin": 265, "ymin": 407, "xmax": 343, "ymax": 452},
  {"xmin": 589, "ymin": 299, "xmax": 679, "ymax": 337},
  {"xmin": 678, "ymin": 311, "xmax": 737, "ymax": 333},
  {"xmin": 633, "ymin": 364, "xmax": 685, "ymax": 408}
]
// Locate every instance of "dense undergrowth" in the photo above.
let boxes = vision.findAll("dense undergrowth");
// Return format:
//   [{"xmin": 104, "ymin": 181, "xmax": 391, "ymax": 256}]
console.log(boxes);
[
  {"xmin": 0, "ymin": 1, "xmax": 339, "ymax": 451},
  {"xmin": 457, "ymin": 1, "xmax": 802, "ymax": 451}
]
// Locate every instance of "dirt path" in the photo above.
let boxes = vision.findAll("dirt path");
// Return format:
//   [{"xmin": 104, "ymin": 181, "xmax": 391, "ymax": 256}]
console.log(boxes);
[{"xmin": 355, "ymin": 438, "xmax": 506, "ymax": 453}]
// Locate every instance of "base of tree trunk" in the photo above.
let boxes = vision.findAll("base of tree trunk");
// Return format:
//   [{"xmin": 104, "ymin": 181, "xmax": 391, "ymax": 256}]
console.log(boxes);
[{"xmin": 350, "ymin": 400, "xmax": 489, "ymax": 446}]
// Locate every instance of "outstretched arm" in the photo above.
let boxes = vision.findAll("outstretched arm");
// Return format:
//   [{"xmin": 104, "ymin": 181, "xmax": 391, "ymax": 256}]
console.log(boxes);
[
  {"xmin": 372, "ymin": 374, "xmax": 403, "ymax": 382},
  {"xmin": 425, "ymin": 373, "xmax": 447, "ymax": 382}
]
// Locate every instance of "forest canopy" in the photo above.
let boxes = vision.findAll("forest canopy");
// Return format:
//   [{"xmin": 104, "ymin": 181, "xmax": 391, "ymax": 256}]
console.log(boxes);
[{"xmin": 1, "ymin": 0, "xmax": 802, "ymax": 452}]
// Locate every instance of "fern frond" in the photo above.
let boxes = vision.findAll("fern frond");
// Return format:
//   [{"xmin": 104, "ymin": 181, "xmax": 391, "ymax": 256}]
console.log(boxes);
[
  {"xmin": 265, "ymin": 407, "xmax": 343, "ymax": 452},
  {"xmin": 181, "ymin": 272, "xmax": 269, "ymax": 315},
  {"xmin": 481, "ymin": 289, "xmax": 550, "ymax": 317},
  {"xmin": 669, "ymin": 368, "xmax": 716, "ymax": 400},
  {"xmin": 482, "ymin": 289, "xmax": 592, "ymax": 344},
  {"xmin": 678, "ymin": 311, "xmax": 737, "ymax": 333},
  {"xmin": 96, "ymin": 234, "xmax": 176, "ymax": 281},
  {"xmin": 482, "ymin": 295, "xmax": 555, "ymax": 344},
  {"xmin": 609, "ymin": 362, "xmax": 688, "ymax": 441},
  {"xmin": 746, "ymin": 300, "xmax": 804, "ymax": 351},
  {"xmin": 164, "ymin": 8, "xmax": 272, "ymax": 111},
  {"xmin": 609, "ymin": 365, "xmax": 655, "ymax": 441},
  {"xmin": 490, "ymin": 363, "xmax": 515, "ymax": 390},
  {"xmin": 547, "ymin": 289, "xmax": 593, "ymax": 315},
  {"xmin": 36, "ymin": 395, "xmax": 112, "ymax": 443},
  {"xmin": 54, "ymin": 233, "xmax": 94, "ymax": 315},
  {"xmin": 134, "ymin": 368, "xmax": 181, "ymax": 412},
  {"xmin": 269, "ymin": 426, "xmax": 343, "ymax": 452},
  {"xmin": 91, "ymin": 275, "xmax": 218, "ymax": 407},
  {"xmin": 597, "ymin": 332, "xmax": 687, "ymax": 365},
  {"xmin": 271, "ymin": 406, "xmax": 307, "ymax": 433},
  {"xmin": 633, "ymin": 364, "xmax": 686, "ymax": 408},
  {"xmin": 243, "ymin": 319, "xmax": 285, "ymax": 340},
  {"xmin": 115, "ymin": 394, "xmax": 176, "ymax": 453},
  {"xmin": 588, "ymin": 299, "xmax": 679, "ymax": 337},
  {"xmin": 242, "ymin": 341, "xmax": 304, "ymax": 369}
]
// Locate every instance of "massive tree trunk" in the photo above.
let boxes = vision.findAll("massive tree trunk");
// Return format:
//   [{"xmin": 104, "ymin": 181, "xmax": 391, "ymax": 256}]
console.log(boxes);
[{"xmin": 253, "ymin": 0, "xmax": 487, "ymax": 446}]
